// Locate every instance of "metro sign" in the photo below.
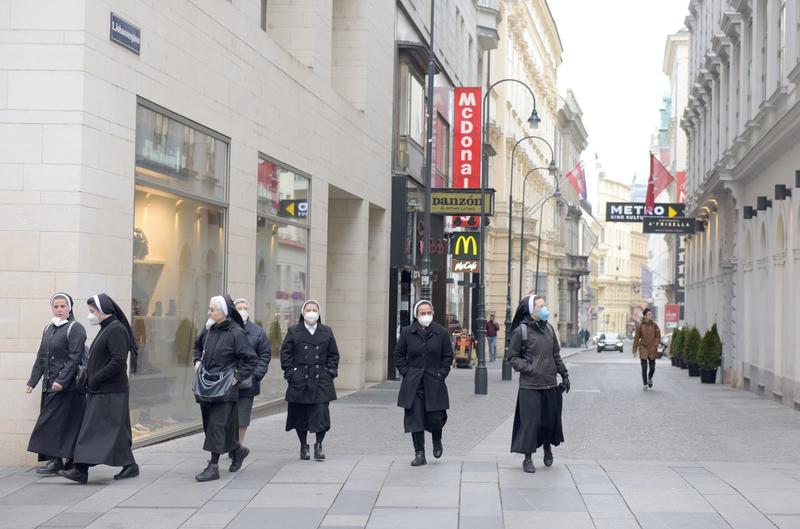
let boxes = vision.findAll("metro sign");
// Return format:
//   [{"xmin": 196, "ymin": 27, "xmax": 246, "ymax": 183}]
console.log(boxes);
[{"xmin": 605, "ymin": 202, "xmax": 685, "ymax": 222}]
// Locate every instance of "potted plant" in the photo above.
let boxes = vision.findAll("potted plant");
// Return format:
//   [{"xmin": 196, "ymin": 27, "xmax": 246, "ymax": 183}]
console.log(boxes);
[
  {"xmin": 672, "ymin": 328, "xmax": 687, "ymax": 369},
  {"xmin": 698, "ymin": 324, "xmax": 721, "ymax": 383},
  {"xmin": 684, "ymin": 327, "xmax": 702, "ymax": 377},
  {"xmin": 669, "ymin": 328, "xmax": 682, "ymax": 367}
]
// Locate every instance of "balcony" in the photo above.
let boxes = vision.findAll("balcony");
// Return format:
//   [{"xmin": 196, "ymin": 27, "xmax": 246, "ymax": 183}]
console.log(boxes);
[
  {"xmin": 476, "ymin": 0, "xmax": 500, "ymax": 51},
  {"xmin": 562, "ymin": 254, "xmax": 591, "ymax": 277}
]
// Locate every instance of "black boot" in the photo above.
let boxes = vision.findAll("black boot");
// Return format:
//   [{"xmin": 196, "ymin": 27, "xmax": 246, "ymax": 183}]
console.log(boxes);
[
  {"xmin": 411, "ymin": 432, "xmax": 426, "ymax": 466},
  {"xmin": 114, "ymin": 463, "xmax": 140, "ymax": 480},
  {"xmin": 229, "ymin": 446, "xmax": 249, "ymax": 472},
  {"xmin": 522, "ymin": 457, "xmax": 535, "ymax": 473},
  {"xmin": 195, "ymin": 461, "xmax": 220, "ymax": 482},
  {"xmin": 411, "ymin": 451, "xmax": 427, "ymax": 466},
  {"xmin": 59, "ymin": 466, "xmax": 88, "ymax": 484},
  {"xmin": 543, "ymin": 445, "xmax": 554, "ymax": 467},
  {"xmin": 300, "ymin": 444, "xmax": 310, "ymax": 460},
  {"xmin": 432, "ymin": 433, "xmax": 443, "ymax": 459},
  {"xmin": 314, "ymin": 442, "xmax": 326, "ymax": 461},
  {"xmin": 37, "ymin": 458, "xmax": 63, "ymax": 476}
]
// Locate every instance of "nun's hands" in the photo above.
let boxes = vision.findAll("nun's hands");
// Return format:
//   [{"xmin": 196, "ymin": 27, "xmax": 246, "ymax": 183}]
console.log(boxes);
[
  {"xmin": 25, "ymin": 386, "xmax": 33, "ymax": 394},
  {"xmin": 51, "ymin": 383, "xmax": 63, "ymax": 392},
  {"xmin": 194, "ymin": 361, "xmax": 200, "ymax": 372}
]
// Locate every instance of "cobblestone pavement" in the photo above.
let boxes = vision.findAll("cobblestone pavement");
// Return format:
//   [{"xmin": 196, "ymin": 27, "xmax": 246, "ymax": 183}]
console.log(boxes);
[{"xmin": 3, "ymin": 346, "xmax": 800, "ymax": 528}]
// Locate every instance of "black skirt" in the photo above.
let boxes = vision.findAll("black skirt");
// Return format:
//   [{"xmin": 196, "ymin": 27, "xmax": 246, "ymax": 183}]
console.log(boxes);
[
  {"xmin": 403, "ymin": 383, "xmax": 447, "ymax": 434},
  {"xmin": 285, "ymin": 402, "xmax": 330, "ymax": 433},
  {"xmin": 510, "ymin": 387, "xmax": 564, "ymax": 455},
  {"xmin": 73, "ymin": 392, "xmax": 135, "ymax": 467},
  {"xmin": 28, "ymin": 390, "xmax": 85, "ymax": 461},
  {"xmin": 200, "ymin": 401, "xmax": 240, "ymax": 454}
]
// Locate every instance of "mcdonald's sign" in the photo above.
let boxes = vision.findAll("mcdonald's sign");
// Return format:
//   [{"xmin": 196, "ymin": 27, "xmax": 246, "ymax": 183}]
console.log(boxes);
[{"xmin": 451, "ymin": 231, "xmax": 480, "ymax": 259}]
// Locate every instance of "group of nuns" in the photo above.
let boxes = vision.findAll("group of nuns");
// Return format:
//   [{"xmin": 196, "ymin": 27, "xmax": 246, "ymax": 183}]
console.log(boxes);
[{"xmin": 27, "ymin": 291, "xmax": 567, "ymax": 482}]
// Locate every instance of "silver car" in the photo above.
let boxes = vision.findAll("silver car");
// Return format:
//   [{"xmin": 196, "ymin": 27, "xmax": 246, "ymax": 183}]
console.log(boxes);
[{"xmin": 596, "ymin": 332, "xmax": 624, "ymax": 352}]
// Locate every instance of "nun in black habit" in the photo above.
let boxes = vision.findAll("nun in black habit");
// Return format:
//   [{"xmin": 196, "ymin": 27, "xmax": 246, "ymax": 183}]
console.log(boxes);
[
  {"xmin": 60, "ymin": 293, "xmax": 139, "ymax": 484},
  {"xmin": 280, "ymin": 300, "xmax": 340, "ymax": 461},
  {"xmin": 193, "ymin": 294, "xmax": 257, "ymax": 482},
  {"xmin": 26, "ymin": 293, "xmax": 87, "ymax": 475},
  {"xmin": 394, "ymin": 300, "xmax": 453, "ymax": 466}
]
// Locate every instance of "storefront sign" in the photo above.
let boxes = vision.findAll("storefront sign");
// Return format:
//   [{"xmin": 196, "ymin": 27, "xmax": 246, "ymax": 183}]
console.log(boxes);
[
  {"xmin": 605, "ymin": 202, "xmax": 685, "ymax": 222},
  {"xmin": 665, "ymin": 304, "xmax": 680, "ymax": 329},
  {"xmin": 452, "ymin": 87, "xmax": 482, "ymax": 189},
  {"xmin": 110, "ymin": 13, "xmax": 141, "ymax": 55},
  {"xmin": 430, "ymin": 189, "xmax": 494, "ymax": 216},
  {"xmin": 451, "ymin": 231, "xmax": 480, "ymax": 259},
  {"xmin": 451, "ymin": 259, "xmax": 480, "ymax": 273},
  {"xmin": 642, "ymin": 217, "xmax": 696, "ymax": 234},
  {"xmin": 279, "ymin": 199, "xmax": 308, "ymax": 218}
]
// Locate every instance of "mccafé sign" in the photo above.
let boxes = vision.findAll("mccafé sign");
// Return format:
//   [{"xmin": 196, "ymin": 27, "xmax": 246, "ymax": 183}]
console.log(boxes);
[
  {"xmin": 453, "ymin": 87, "xmax": 482, "ymax": 189},
  {"xmin": 451, "ymin": 231, "xmax": 480, "ymax": 259}
]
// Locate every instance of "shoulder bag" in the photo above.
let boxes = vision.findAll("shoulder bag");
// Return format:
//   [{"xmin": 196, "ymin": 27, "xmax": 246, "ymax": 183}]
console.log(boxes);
[{"xmin": 192, "ymin": 331, "xmax": 236, "ymax": 402}]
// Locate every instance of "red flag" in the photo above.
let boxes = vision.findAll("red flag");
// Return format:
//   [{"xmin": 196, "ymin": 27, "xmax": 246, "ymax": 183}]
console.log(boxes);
[
  {"xmin": 566, "ymin": 162, "xmax": 586, "ymax": 199},
  {"xmin": 576, "ymin": 161, "xmax": 587, "ymax": 201},
  {"xmin": 646, "ymin": 154, "xmax": 674, "ymax": 213}
]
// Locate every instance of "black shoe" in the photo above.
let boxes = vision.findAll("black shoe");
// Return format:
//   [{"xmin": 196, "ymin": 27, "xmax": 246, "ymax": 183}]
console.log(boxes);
[
  {"xmin": 58, "ymin": 467, "xmax": 88, "ymax": 484},
  {"xmin": 432, "ymin": 438, "xmax": 443, "ymax": 459},
  {"xmin": 229, "ymin": 446, "xmax": 249, "ymax": 472},
  {"xmin": 63, "ymin": 459, "xmax": 74, "ymax": 471},
  {"xmin": 314, "ymin": 442, "xmax": 325, "ymax": 461},
  {"xmin": 300, "ymin": 444, "xmax": 310, "ymax": 460},
  {"xmin": 195, "ymin": 462, "xmax": 219, "ymax": 482},
  {"xmin": 37, "ymin": 458, "xmax": 63, "ymax": 476},
  {"xmin": 648, "ymin": 377, "xmax": 653, "ymax": 389},
  {"xmin": 411, "ymin": 451, "xmax": 427, "ymax": 466},
  {"xmin": 114, "ymin": 463, "xmax": 139, "ymax": 480},
  {"xmin": 543, "ymin": 449, "xmax": 554, "ymax": 467},
  {"xmin": 522, "ymin": 458, "xmax": 535, "ymax": 473}
]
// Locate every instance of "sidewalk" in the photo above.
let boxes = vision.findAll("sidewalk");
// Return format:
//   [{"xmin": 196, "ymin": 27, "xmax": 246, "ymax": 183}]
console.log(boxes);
[{"xmin": 2, "ymin": 348, "xmax": 800, "ymax": 529}]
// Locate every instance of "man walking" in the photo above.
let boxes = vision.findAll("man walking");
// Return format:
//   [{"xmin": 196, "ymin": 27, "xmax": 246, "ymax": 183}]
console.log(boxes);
[
  {"xmin": 633, "ymin": 308, "xmax": 661, "ymax": 390},
  {"xmin": 486, "ymin": 314, "xmax": 500, "ymax": 362}
]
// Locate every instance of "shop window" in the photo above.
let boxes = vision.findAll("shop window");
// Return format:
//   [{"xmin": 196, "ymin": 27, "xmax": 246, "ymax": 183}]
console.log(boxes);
[{"xmin": 434, "ymin": 113, "xmax": 449, "ymax": 187}]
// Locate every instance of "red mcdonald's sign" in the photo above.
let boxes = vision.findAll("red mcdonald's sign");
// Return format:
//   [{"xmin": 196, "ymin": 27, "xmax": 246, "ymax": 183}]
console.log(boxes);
[{"xmin": 452, "ymin": 87, "xmax": 482, "ymax": 189}]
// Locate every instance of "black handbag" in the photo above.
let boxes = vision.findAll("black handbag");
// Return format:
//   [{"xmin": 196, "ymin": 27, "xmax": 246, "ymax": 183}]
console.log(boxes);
[{"xmin": 192, "ymin": 332, "xmax": 236, "ymax": 402}]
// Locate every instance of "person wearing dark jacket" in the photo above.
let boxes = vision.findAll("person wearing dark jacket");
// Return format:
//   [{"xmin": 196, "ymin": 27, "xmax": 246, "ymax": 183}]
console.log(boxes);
[
  {"xmin": 231, "ymin": 298, "xmax": 271, "ymax": 443},
  {"xmin": 508, "ymin": 295, "xmax": 570, "ymax": 474},
  {"xmin": 60, "ymin": 293, "xmax": 139, "ymax": 484},
  {"xmin": 394, "ymin": 300, "xmax": 453, "ymax": 466},
  {"xmin": 280, "ymin": 300, "xmax": 340, "ymax": 462},
  {"xmin": 193, "ymin": 295, "xmax": 257, "ymax": 482},
  {"xmin": 26, "ymin": 293, "xmax": 87, "ymax": 475}
]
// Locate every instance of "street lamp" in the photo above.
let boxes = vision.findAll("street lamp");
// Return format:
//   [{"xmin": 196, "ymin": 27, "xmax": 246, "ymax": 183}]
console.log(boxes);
[
  {"xmin": 518, "ymin": 164, "xmax": 560, "ymax": 300},
  {"xmin": 420, "ymin": 0, "xmax": 436, "ymax": 301},
  {"xmin": 502, "ymin": 136, "xmax": 556, "ymax": 381},
  {"xmin": 475, "ymin": 77, "xmax": 540, "ymax": 395}
]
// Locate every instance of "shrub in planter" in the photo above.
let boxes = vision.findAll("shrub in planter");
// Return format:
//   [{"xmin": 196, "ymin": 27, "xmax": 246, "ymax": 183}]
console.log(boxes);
[
  {"xmin": 684, "ymin": 328, "xmax": 702, "ymax": 376},
  {"xmin": 698, "ymin": 324, "xmax": 722, "ymax": 383},
  {"xmin": 670, "ymin": 328, "xmax": 684, "ymax": 367}
]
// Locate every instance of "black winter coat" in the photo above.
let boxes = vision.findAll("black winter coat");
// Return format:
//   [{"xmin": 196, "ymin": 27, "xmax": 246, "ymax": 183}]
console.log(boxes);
[
  {"xmin": 28, "ymin": 319, "xmax": 87, "ymax": 393},
  {"xmin": 87, "ymin": 317, "xmax": 130, "ymax": 394},
  {"xmin": 239, "ymin": 320, "xmax": 271, "ymax": 398},
  {"xmin": 394, "ymin": 321, "xmax": 453, "ymax": 411},
  {"xmin": 508, "ymin": 319, "xmax": 568, "ymax": 390},
  {"xmin": 193, "ymin": 320, "xmax": 258, "ymax": 403},
  {"xmin": 280, "ymin": 323, "xmax": 339, "ymax": 404}
]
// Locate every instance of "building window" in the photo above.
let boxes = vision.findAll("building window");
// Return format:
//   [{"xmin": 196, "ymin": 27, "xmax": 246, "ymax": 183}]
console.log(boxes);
[
  {"xmin": 434, "ymin": 113, "xmax": 449, "ymax": 187},
  {"xmin": 400, "ymin": 64, "xmax": 425, "ymax": 147},
  {"xmin": 254, "ymin": 156, "xmax": 310, "ymax": 403},
  {"xmin": 779, "ymin": 0, "xmax": 787, "ymax": 80}
]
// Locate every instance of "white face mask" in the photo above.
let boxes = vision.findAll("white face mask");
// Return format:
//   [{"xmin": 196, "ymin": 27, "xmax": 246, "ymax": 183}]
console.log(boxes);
[
  {"xmin": 87, "ymin": 313, "xmax": 100, "ymax": 326},
  {"xmin": 51, "ymin": 317, "xmax": 68, "ymax": 327},
  {"xmin": 303, "ymin": 311, "xmax": 319, "ymax": 324},
  {"xmin": 418, "ymin": 315, "xmax": 433, "ymax": 327},
  {"xmin": 238, "ymin": 309, "xmax": 249, "ymax": 322}
]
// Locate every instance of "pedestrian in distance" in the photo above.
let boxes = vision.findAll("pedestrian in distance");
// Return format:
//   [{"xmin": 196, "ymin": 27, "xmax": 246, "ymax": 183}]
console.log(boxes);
[
  {"xmin": 508, "ymin": 295, "xmax": 570, "ymax": 473},
  {"xmin": 59, "ymin": 293, "xmax": 140, "ymax": 484},
  {"xmin": 633, "ymin": 308, "xmax": 661, "ymax": 390},
  {"xmin": 193, "ymin": 295, "xmax": 257, "ymax": 482},
  {"xmin": 486, "ymin": 313, "xmax": 500, "ymax": 362},
  {"xmin": 394, "ymin": 300, "xmax": 453, "ymax": 466},
  {"xmin": 26, "ymin": 293, "xmax": 87, "ymax": 476},
  {"xmin": 232, "ymin": 298, "xmax": 271, "ymax": 445},
  {"xmin": 281, "ymin": 300, "xmax": 340, "ymax": 462}
]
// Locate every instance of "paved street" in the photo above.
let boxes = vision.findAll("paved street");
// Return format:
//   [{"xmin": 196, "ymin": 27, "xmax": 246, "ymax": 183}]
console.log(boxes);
[{"xmin": 3, "ymin": 345, "xmax": 800, "ymax": 529}]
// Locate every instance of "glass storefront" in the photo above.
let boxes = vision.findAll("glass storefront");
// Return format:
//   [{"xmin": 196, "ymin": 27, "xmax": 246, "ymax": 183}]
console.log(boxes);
[{"xmin": 131, "ymin": 101, "xmax": 229, "ymax": 443}]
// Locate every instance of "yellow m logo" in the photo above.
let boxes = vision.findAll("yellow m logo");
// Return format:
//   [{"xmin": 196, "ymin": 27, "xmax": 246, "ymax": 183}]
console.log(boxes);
[{"xmin": 453, "ymin": 234, "xmax": 479, "ymax": 257}]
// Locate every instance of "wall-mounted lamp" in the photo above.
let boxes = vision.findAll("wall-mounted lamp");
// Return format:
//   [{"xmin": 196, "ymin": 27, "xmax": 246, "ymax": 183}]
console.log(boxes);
[
  {"xmin": 756, "ymin": 196, "xmax": 772, "ymax": 210},
  {"xmin": 743, "ymin": 206, "xmax": 756, "ymax": 219},
  {"xmin": 775, "ymin": 184, "xmax": 792, "ymax": 200}
]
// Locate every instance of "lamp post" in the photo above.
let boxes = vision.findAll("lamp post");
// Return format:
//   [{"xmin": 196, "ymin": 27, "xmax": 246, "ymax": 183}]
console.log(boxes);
[
  {"xmin": 420, "ymin": 0, "xmax": 436, "ymax": 301},
  {"xmin": 518, "ymin": 164, "xmax": 560, "ymax": 300},
  {"xmin": 502, "ymin": 136, "xmax": 556, "ymax": 382},
  {"xmin": 475, "ymin": 76, "xmax": 540, "ymax": 395}
]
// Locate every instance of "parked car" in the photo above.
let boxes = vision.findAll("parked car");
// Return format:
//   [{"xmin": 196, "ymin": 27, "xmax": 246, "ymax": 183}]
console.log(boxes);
[{"xmin": 597, "ymin": 332, "xmax": 624, "ymax": 353}]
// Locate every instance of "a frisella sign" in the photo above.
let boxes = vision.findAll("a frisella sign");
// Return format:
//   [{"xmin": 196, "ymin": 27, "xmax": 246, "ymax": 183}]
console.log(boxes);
[
  {"xmin": 430, "ymin": 189, "xmax": 495, "ymax": 216},
  {"xmin": 110, "ymin": 13, "xmax": 141, "ymax": 54}
]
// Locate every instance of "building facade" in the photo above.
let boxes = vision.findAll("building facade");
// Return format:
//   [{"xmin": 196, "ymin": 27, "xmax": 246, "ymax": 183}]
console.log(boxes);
[
  {"xmin": 0, "ymin": 0, "xmax": 397, "ymax": 465},
  {"xmin": 682, "ymin": 0, "xmax": 800, "ymax": 404}
]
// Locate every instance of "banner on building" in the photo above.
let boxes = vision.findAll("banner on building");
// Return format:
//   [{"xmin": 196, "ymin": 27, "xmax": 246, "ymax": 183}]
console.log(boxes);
[
  {"xmin": 605, "ymin": 202, "xmax": 685, "ymax": 222},
  {"xmin": 640, "ymin": 266, "xmax": 653, "ymax": 300},
  {"xmin": 665, "ymin": 304, "xmax": 680, "ymax": 329},
  {"xmin": 452, "ymin": 87, "xmax": 482, "ymax": 227},
  {"xmin": 430, "ymin": 189, "xmax": 495, "ymax": 216},
  {"xmin": 642, "ymin": 217, "xmax": 696, "ymax": 234}
]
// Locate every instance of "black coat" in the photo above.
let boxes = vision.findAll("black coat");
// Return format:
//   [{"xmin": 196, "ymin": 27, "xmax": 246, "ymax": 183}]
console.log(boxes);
[
  {"xmin": 239, "ymin": 320, "xmax": 271, "ymax": 398},
  {"xmin": 87, "ymin": 317, "xmax": 130, "ymax": 394},
  {"xmin": 508, "ymin": 319, "xmax": 568, "ymax": 390},
  {"xmin": 280, "ymin": 323, "xmax": 339, "ymax": 404},
  {"xmin": 28, "ymin": 319, "xmax": 87, "ymax": 393},
  {"xmin": 193, "ymin": 320, "xmax": 258, "ymax": 403},
  {"xmin": 394, "ymin": 321, "xmax": 453, "ymax": 411}
]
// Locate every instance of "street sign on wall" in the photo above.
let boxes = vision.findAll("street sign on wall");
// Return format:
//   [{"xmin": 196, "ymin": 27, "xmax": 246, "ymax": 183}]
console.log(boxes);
[
  {"xmin": 665, "ymin": 304, "xmax": 680, "ymax": 329},
  {"xmin": 642, "ymin": 217, "xmax": 696, "ymax": 234},
  {"xmin": 110, "ymin": 13, "xmax": 141, "ymax": 54},
  {"xmin": 430, "ymin": 189, "xmax": 495, "ymax": 216},
  {"xmin": 605, "ymin": 202, "xmax": 686, "ymax": 222}
]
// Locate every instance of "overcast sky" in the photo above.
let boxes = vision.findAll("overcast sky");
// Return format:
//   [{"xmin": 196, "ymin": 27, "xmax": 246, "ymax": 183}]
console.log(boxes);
[{"xmin": 548, "ymin": 0, "xmax": 690, "ymax": 207}]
